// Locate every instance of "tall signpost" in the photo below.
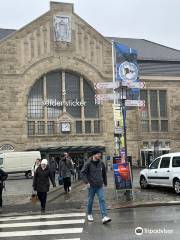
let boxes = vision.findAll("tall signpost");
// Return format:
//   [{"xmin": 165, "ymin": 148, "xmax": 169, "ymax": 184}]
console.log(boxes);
[
  {"xmin": 94, "ymin": 41, "xmax": 144, "ymax": 200},
  {"xmin": 113, "ymin": 42, "xmax": 139, "ymax": 198}
]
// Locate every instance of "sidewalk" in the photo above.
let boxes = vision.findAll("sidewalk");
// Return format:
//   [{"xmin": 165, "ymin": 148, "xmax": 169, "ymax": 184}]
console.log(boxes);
[
  {"xmin": 50, "ymin": 168, "xmax": 180, "ymax": 210},
  {"xmin": 2, "ymin": 169, "xmax": 180, "ymax": 214},
  {"xmin": 105, "ymin": 168, "xmax": 180, "ymax": 209}
]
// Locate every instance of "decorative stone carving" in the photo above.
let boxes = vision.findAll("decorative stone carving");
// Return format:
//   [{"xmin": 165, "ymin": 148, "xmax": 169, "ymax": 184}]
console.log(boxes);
[{"xmin": 53, "ymin": 15, "xmax": 71, "ymax": 42}]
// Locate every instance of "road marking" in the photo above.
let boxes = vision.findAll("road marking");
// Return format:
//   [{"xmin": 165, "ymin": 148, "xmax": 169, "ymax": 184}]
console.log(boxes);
[
  {"xmin": 0, "ymin": 219, "xmax": 85, "ymax": 228},
  {"xmin": 54, "ymin": 239, "xmax": 80, "ymax": 240},
  {"xmin": 0, "ymin": 213, "xmax": 86, "ymax": 222},
  {"xmin": 0, "ymin": 228, "xmax": 83, "ymax": 237}
]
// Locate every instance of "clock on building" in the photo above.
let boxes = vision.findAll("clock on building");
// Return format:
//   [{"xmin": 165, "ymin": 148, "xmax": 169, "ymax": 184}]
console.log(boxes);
[{"xmin": 61, "ymin": 122, "xmax": 71, "ymax": 132}]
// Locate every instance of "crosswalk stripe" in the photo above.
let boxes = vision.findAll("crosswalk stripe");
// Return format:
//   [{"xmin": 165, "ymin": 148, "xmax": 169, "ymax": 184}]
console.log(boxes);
[
  {"xmin": 0, "ymin": 213, "xmax": 86, "ymax": 222},
  {"xmin": 54, "ymin": 239, "xmax": 80, "ymax": 240},
  {"xmin": 0, "ymin": 228, "xmax": 83, "ymax": 237},
  {"xmin": 0, "ymin": 219, "xmax": 85, "ymax": 228}
]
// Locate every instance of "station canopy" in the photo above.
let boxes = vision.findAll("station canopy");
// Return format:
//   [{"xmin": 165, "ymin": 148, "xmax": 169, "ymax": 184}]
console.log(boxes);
[{"xmin": 26, "ymin": 146, "xmax": 105, "ymax": 153}]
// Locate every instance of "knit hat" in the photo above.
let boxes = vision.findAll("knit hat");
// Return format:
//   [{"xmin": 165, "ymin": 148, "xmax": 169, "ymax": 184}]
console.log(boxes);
[
  {"xmin": 41, "ymin": 159, "xmax": 48, "ymax": 165},
  {"xmin": 91, "ymin": 150, "xmax": 102, "ymax": 156}
]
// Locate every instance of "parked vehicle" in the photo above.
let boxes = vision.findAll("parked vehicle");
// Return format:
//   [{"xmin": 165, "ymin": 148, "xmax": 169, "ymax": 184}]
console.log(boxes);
[
  {"xmin": 140, "ymin": 152, "xmax": 180, "ymax": 194},
  {"xmin": 0, "ymin": 151, "xmax": 41, "ymax": 179}
]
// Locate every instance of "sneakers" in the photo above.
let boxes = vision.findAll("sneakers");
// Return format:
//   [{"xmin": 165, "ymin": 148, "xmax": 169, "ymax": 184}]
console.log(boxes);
[
  {"xmin": 102, "ymin": 216, "xmax": 112, "ymax": 224},
  {"xmin": 87, "ymin": 215, "xmax": 94, "ymax": 222}
]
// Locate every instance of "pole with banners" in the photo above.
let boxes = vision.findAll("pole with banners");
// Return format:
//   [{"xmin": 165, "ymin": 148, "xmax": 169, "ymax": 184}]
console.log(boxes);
[
  {"xmin": 112, "ymin": 41, "xmax": 141, "ymax": 199},
  {"xmin": 94, "ymin": 41, "xmax": 142, "ymax": 198}
]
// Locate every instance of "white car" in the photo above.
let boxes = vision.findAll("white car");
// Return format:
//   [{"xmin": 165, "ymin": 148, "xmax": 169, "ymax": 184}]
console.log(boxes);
[{"xmin": 140, "ymin": 152, "xmax": 180, "ymax": 194}]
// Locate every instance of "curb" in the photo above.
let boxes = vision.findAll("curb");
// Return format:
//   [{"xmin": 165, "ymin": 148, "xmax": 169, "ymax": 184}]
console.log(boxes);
[
  {"xmin": 107, "ymin": 200, "xmax": 180, "ymax": 210},
  {"xmin": 47, "ymin": 180, "xmax": 82, "ymax": 203}
]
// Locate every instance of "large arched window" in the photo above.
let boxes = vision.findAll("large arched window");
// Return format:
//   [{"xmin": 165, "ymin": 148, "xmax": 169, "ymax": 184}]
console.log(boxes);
[{"xmin": 27, "ymin": 70, "xmax": 101, "ymax": 135}]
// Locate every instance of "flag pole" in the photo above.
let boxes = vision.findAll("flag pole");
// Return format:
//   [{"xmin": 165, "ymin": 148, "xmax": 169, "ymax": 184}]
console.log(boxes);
[
  {"xmin": 112, "ymin": 40, "xmax": 115, "ymax": 87},
  {"xmin": 112, "ymin": 40, "xmax": 117, "ymax": 157}
]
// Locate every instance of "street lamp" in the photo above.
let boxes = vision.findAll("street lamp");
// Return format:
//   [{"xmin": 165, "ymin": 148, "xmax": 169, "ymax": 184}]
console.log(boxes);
[
  {"xmin": 120, "ymin": 86, "xmax": 127, "ymax": 162},
  {"xmin": 114, "ymin": 84, "xmax": 127, "ymax": 161}
]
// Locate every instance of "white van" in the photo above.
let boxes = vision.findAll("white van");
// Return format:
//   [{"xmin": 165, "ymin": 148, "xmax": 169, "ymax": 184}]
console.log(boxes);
[
  {"xmin": 0, "ymin": 151, "xmax": 41, "ymax": 178},
  {"xmin": 140, "ymin": 152, "xmax": 180, "ymax": 194}
]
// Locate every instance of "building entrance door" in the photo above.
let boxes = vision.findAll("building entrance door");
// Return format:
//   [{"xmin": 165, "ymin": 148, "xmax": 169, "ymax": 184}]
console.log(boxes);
[{"xmin": 140, "ymin": 149, "xmax": 170, "ymax": 167}]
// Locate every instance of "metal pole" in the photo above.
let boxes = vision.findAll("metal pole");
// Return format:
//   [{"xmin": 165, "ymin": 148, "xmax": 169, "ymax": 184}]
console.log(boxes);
[{"xmin": 122, "ymin": 98, "xmax": 127, "ymax": 161}]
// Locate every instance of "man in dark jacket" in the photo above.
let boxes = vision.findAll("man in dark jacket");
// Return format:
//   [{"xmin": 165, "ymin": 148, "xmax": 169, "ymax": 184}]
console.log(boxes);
[
  {"xmin": 0, "ymin": 168, "xmax": 8, "ymax": 212},
  {"xmin": 33, "ymin": 159, "xmax": 56, "ymax": 212},
  {"xmin": 81, "ymin": 150, "xmax": 111, "ymax": 224},
  {"xmin": 49, "ymin": 157, "xmax": 58, "ymax": 184},
  {"xmin": 59, "ymin": 152, "xmax": 74, "ymax": 193}
]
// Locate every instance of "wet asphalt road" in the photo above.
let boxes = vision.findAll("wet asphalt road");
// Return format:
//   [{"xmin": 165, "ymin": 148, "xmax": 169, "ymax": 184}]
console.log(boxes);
[
  {"xmin": 81, "ymin": 205, "xmax": 180, "ymax": 240},
  {"xmin": 0, "ymin": 206, "xmax": 180, "ymax": 240}
]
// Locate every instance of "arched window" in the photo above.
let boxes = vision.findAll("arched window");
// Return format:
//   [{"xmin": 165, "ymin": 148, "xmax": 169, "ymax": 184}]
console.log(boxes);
[{"xmin": 27, "ymin": 71, "xmax": 101, "ymax": 135}]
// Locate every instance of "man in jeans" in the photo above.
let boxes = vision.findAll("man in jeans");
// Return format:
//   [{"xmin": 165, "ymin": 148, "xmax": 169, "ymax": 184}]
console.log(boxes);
[{"xmin": 81, "ymin": 150, "xmax": 111, "ymax": 224}]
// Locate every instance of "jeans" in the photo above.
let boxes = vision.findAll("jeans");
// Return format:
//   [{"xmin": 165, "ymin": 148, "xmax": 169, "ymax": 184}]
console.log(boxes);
[
  {"xmin": 87, "ymin": 186, "xmax": 107, "ymax": 218},
  {"xmin": 37, "ymin": 192, "xmax": 47, "ymax": 210}
]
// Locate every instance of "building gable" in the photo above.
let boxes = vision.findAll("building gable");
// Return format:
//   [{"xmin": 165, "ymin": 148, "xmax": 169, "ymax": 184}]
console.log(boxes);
[{"xmin": 0, "ymin": 2, "xmax": 111, "ymax": 77}]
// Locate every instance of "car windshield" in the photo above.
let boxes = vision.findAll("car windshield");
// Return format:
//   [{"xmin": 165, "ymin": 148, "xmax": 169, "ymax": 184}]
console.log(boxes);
[
  {"xmin": 0, "ymin": 158, "xmax": 3, "ymax": 165},
  {"xmin": 149, "ymin": 158, "xmax": 160, "ymax": 169}
]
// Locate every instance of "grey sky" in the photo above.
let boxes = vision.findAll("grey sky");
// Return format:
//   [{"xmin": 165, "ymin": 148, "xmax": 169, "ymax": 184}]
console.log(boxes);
[{"xmin": 1, "ymin": 0, "xmax": 180, "ymax": 50}]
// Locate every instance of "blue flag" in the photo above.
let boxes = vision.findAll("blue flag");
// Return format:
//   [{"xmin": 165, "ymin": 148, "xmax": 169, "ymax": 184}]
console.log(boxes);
[{"xmin": 114, "ymin": 42, "xmax": 137, "ymax": 61}]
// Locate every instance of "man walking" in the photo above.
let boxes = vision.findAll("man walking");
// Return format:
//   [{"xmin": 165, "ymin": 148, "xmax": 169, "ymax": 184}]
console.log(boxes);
[
  {"xmin": 49, "ymin": 157, "xmax": 58, "ymax": 184},
  {"xmin": 81, "ymin": 150, "xmax": 111, "ymax": 224},
  {"xmin": 59, "ymin": 152, "xmax": 74, "ymax": 193}
]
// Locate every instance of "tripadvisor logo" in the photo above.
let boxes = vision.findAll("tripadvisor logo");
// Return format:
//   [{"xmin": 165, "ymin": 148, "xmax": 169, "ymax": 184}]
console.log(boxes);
[
  {"xmin": 135, "ymin": 227, "xmax": 143, "ymax": 236},
  {"xmin": 42, "ymin": 99, "xmax": 86, "ymax": 107}
]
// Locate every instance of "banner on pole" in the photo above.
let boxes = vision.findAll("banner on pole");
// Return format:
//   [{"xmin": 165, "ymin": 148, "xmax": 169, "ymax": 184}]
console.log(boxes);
[{"xmin": 113, "ymin": 163, "xmax": 132, "ymax": 190}]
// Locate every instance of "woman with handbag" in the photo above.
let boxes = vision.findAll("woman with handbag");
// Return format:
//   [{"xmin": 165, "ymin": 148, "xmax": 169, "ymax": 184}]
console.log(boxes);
[
  {"xmin": 33, "ymin": 159, "xmax": 56, "ymax": 212},
  {"xmin": 59, "ymin": 152, "xmax": 74, "ymax": 193}
]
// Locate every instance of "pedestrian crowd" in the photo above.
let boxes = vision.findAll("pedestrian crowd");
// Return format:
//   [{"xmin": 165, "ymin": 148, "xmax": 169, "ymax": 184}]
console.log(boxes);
[{"xmin": 0, "ymin": 150, "xmax": 111, "ymax": 224}]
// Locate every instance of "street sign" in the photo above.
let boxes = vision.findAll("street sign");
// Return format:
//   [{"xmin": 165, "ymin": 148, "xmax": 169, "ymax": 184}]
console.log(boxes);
[
  {"xmin": 116, "ymin": 62, "xmax": 138, "ymax": 82},
  {"xmin": 95, "ymin": 94, "xmax": 119, "ymax": 100},
  {"xmin": 114, "ymin": 127, "xmax": 123, "ymax": 134},
  {"xmin": 94, "ymin": 81, "xmax": 145, "ymax": 90},
  {"xmin": 125, "ymin": 100, "xmax": 145, "ymax": 107},
  {"xmin": 125, "ymin": 81, "xmax": 145, "ymax": 89},
  {"xmin": 113, "ymin": 100, "xmax": 145, "ymax": 107},
  {"xmin": 94, "ymin": 82, "xmax": 120, "ymax": 89},
  {"xmin": 96, "ymin": 95, "xmax": 145, "ymax": 107}
]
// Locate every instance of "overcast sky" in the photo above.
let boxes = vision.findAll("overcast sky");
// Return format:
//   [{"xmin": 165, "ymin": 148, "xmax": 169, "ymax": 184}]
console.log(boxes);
[{"xmin": 1, "ymin": 0, "xmax": 180, "ymax": 50}]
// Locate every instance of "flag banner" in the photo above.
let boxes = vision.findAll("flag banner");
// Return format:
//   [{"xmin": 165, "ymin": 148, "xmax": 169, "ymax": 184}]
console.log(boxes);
[
  {"xmin": 114, "ymin": 41, "xmax": 140, "ymax": 105},
  {"xmin": 114, "ymin": 42, "xmax": 137, "ymax": 61}
]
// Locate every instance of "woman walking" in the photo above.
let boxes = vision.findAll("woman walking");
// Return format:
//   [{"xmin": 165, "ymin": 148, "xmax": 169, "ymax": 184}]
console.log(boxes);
[{"xmin": 33, "ymin": 159, "xmax": 56, "ymax": 212}]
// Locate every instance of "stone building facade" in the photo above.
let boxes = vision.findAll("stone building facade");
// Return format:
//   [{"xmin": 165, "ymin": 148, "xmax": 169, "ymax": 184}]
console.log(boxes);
[{"xmin": 1, "ymin": 2, "xmax": 180, "ymax": 165}]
